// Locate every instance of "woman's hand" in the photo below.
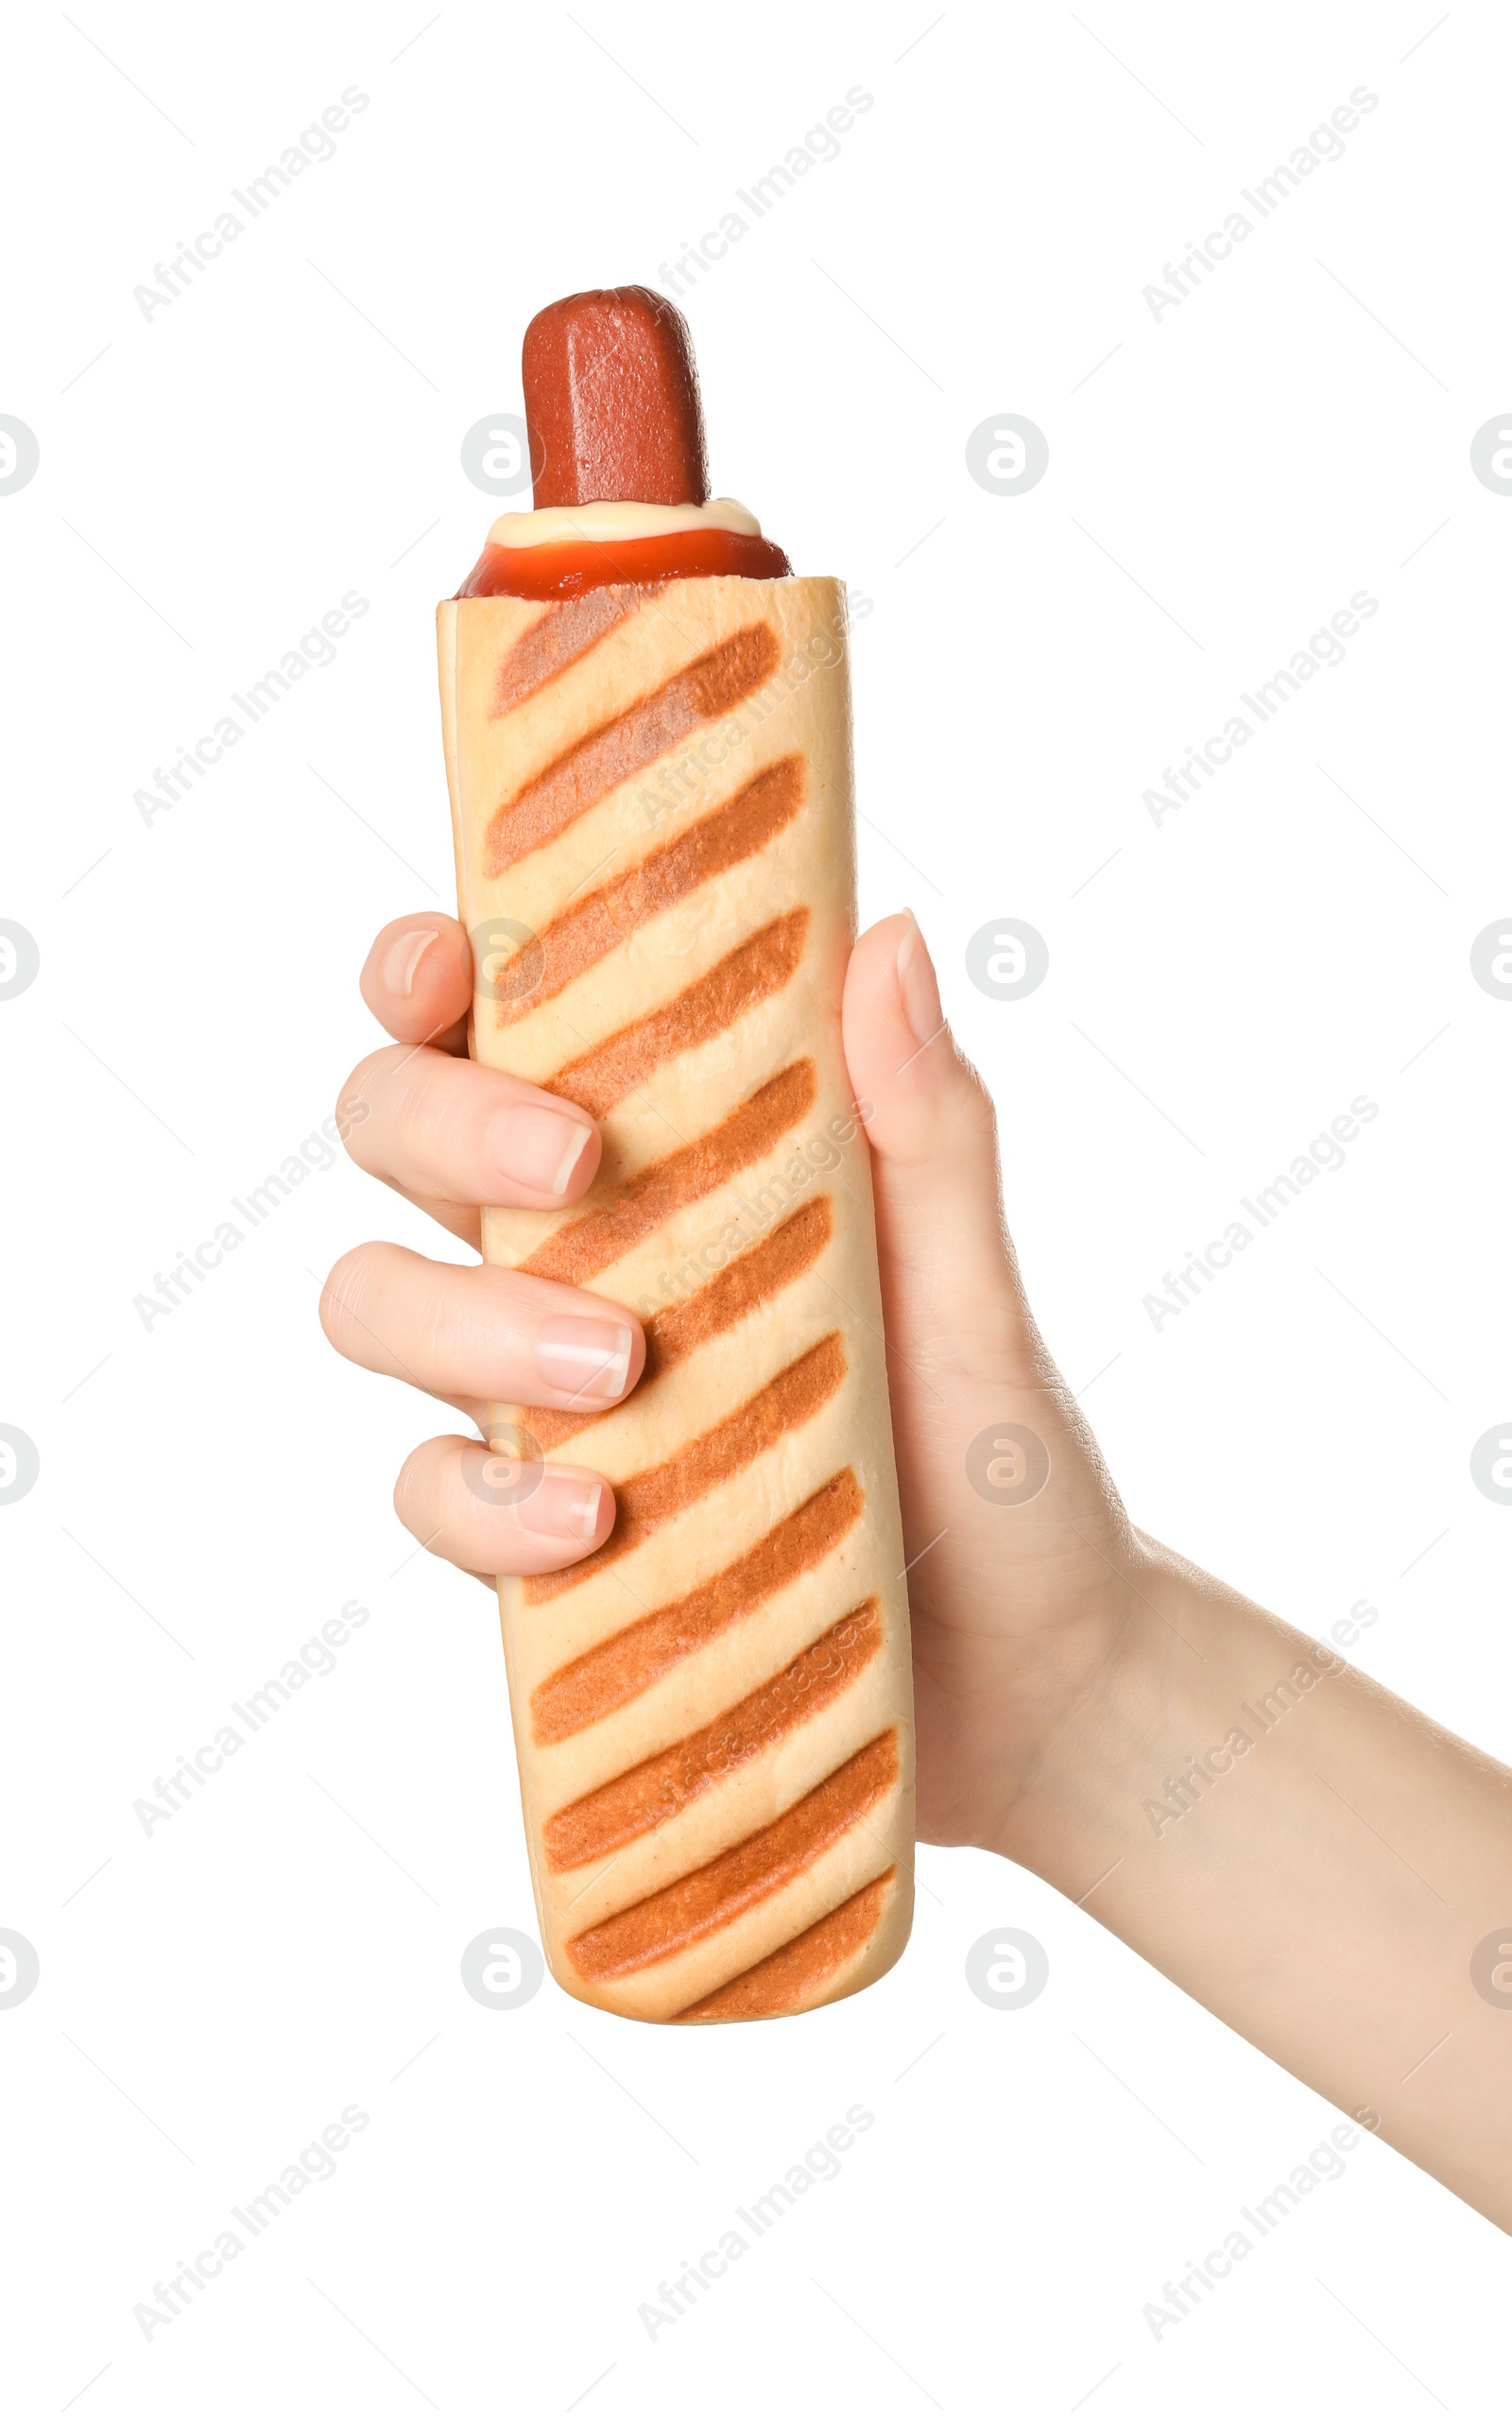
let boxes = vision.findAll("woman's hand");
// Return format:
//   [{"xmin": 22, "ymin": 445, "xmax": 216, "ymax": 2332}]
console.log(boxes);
[
  {"xmin": 837, "ymin": 911, "xmax": 1144, "ymax": 1854},
  {"xmin": 324, "ymin": 906, "xmax": 1143, "ymax": 1859},
  {"xmin": 327, "ymin": 904, "xmax": 1512, "ymax": 2231}
]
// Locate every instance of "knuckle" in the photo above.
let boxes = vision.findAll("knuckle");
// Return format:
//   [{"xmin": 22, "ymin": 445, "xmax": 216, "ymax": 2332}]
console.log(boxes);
[
  {"xmin": 334, "ymin": 1054, "xmax": 387, "ymax": 1154},
  {"xmin": 950, "ymin": 1042, "xmax": 999, "ymax": 1128},
  {"xmin": 318, "ymin": 1242, "xmax": 388, "ymax": 1349},
  {"xmin": 423, "ymin": 1074, "xmax": 491, "ymax": 1172},
  {"xmin": 392, "ymin": 1438, "xmax": 438, "ymax": 1523},
  {"xmin": 369, "ymin": 1045, "xmax": 479, "ymax": 1173},
  {"xmin": 318, "ymin": 1249, "xmax": 360, "ymax": 1346}
]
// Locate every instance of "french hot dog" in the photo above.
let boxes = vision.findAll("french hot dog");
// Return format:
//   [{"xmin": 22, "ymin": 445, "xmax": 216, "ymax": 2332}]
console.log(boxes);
[{"xmin": 437, "ymin": 285, "xmax": 916, "ymax": 2022}]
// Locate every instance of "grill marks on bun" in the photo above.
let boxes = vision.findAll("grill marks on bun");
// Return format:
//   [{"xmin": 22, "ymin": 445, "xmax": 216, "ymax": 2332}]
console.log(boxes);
[
  {"xmin": 530, "ymin": 1470, "xmax": 863, "ymax": 1745},
  {"xmin": 567, "ymin": 1732, "xmax": 900, "ymax": 1982},
  {"xmin": 524, "ymin": 1196, "xmax": 833, "ymax": 1454},
  {"xmin": 479, "ymin": 602, "xmax": 898, "ymax": 2016},
  {"xmin": 520, "ymin": 1059, "xmax": 816, "ymax": 1288},
  {"xmin": 543, "ymin": 1601, "xmax": 882, "ymax": 1872},
  {"xmin": 490, "ymin": 587, "xmax": 667, "ymax": 717},
  {"xmin": 486, "ymin": 623, "xmax": 781, "ymax": 873},
  {"xmin": 677, "ymin": 1867, "xmax": 897, "ymax": 2022},
  {"xmin": 525, "ymin": 1333, "xmax": 845, "ymax": 1603},
  {"xmin": 545, "ymin": 908, "xmax": 809, "ymax": 1120},
  {"xmin": 490, "ymin": 756, "xmax": 805, "ymax": 1030}
]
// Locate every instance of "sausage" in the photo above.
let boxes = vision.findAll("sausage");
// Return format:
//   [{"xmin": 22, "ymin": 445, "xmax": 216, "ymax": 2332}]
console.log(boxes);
[{"xmin": 523, "ymin": 285, "xmax": 710, "ymax": 508}]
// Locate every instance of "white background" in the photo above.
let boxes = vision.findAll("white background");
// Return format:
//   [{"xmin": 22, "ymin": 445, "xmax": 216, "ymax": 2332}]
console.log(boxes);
[{"xmin": 4, "ymin": 1, "xmax": 1511, "ymax": 2416}]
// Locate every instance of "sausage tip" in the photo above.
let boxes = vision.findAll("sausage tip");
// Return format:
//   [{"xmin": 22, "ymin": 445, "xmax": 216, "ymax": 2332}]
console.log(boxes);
[{"xmin": 522, "ymin": 285, "xmax": 710, "ymax": 511}]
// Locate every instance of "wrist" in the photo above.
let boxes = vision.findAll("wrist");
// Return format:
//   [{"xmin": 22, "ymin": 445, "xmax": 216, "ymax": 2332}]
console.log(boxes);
[
  {"xmin": 963, "ymin": 1530, "xmax": 1180, "ymax": 1873},
  {"xmin": 982, "ymin": 1534, "xmax": 1345, "ymax": 1891}
]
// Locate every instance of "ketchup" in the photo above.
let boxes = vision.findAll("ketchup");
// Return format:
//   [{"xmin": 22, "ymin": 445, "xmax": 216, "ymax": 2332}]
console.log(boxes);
[{"xmin": 456, "ymin": 525, "xmax": 791, "ymax": 601}]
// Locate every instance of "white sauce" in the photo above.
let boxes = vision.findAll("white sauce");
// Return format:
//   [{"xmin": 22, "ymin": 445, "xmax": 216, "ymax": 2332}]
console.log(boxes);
[{"xmin": 485, "ymin": 496, "xmax": 761, "ymax": 550}]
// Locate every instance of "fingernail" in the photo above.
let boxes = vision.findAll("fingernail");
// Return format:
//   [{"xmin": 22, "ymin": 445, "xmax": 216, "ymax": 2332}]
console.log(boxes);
[
  {"xmin": 896, "ymin": 911, "xmax": 944, "ymax": 1045},
  {"xmin": 383, "ymin": 928, "xmax": 439, "ymax": 999},
  {"xmin": 517, "ymin": 1471, "xmax": 605, "ymax": 1543},
  {"xmin": 534, "ymin": 1317, "xmax": 633, "ymax": 1404},
  {"xmin": 489, "ymin": 1104, "xmax": 595, "ymax": 1196}
]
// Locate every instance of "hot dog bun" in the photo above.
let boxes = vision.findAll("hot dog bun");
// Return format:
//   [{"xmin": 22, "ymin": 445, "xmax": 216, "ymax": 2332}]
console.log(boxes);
[{"xmin": 438, "ymin": 575, "xmax": 916, "ymax": 2021}]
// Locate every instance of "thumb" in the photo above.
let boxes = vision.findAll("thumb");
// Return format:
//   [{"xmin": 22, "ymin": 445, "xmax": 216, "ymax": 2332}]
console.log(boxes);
[
  {"xmin": 842, "ymin": 911, "xmax": 1043, "ymax": 1388},
  {"xmin": 841, "ymin": 909, "xmax": 1132, "ymax": 1638}
]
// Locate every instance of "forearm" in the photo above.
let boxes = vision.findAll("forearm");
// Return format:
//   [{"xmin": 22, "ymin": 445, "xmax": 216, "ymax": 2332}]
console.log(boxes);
[{"xmin": 1002, "ymin": 1540, "xmax": 1512, "ymax": 2229}]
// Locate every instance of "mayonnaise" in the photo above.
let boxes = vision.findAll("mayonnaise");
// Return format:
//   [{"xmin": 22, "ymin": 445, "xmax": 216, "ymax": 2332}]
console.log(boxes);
[{"xmin": 485, "ymin": 496, "xmax": 762, "ymax": 550}]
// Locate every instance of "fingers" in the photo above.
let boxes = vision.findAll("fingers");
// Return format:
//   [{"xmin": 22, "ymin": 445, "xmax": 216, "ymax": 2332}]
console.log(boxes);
[
  {"xmin": 348, "ymin": 912, "xmax": 626, "ymax": 1586},
  {"xmin": 338, "ymin": 1041, "xmax": 602, "ymax": 1243},
  {"xmin": 395, "ymin": 1435, "xmax": 616, "ymax": 1580},
  {"xmin": 360, "ymin": 914, "xmax": 473, "ymax": 1054},
  {"xmin": 348, "ymin": 914, "xmax": 599, "ymax": 1242},
  {"xmin": 319, "ymin": 1242, "xmax": 644, "ymax": 1423}
]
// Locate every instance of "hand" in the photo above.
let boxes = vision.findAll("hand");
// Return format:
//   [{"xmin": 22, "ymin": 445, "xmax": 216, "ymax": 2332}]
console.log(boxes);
[
  {"xmin": 327, "ymin": 907, "xmax": 1512, "ymax": 2228},
  {"xmin": 855, "ymin": 916, "xmax": 1512, "ymax": 2231},
  {"xmin": 839, "ymin": 911, "xmax": 1143, "ymax": 1853},
  {"xmin": 323, "ymin": 905, "xmax": 1141, "ymax": 1859}
]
